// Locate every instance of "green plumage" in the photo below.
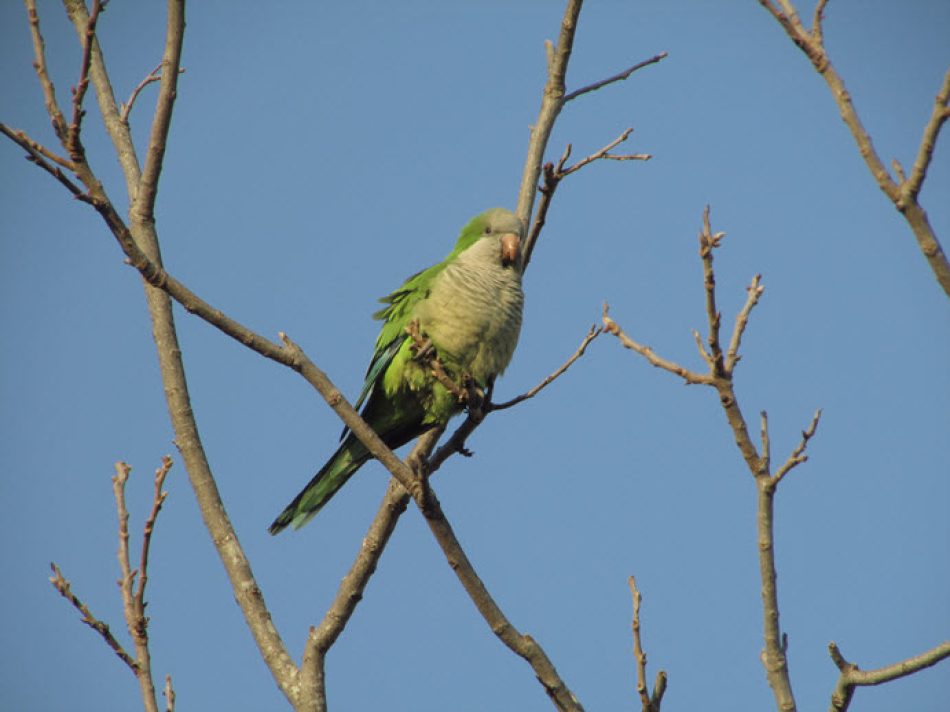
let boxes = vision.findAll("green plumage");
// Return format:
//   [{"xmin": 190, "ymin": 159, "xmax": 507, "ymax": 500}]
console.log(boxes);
[{"xmin": 269, "ymin": 208, "xmax": 525, "ymax": 534}]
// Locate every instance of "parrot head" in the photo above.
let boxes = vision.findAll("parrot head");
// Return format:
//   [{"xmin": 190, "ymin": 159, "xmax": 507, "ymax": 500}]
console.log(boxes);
[{"xmin": 451, "ymin": 208, "xmax": 525, "ymax": 271}]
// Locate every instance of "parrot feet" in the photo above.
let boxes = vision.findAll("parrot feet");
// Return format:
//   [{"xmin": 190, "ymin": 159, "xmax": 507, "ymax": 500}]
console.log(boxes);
[{"xmin": 406, "ymin": 319, "xmax": 435, "ymax": 359}]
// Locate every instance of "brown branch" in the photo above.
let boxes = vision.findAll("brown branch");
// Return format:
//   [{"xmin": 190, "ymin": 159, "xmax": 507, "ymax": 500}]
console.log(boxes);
[
  {"xmin": 606, "ymin": 208, "xmax": 816, "ymax": 711},
  {"xmin": 413, "ymin": 476, "xmax": 584, "ymax": 711},
  {"xmin": 134, "ymin": 0, "xmax": 185, "ymax": 226},
  {"xmin": 428, "ymin": 413, "xmax": 483, "ymax": 470},
  {"xmin": 25, "ymin": 0, "xmax": 68, "ymax": 142},
  {"xmin": 904, "ymin": 68, "xmax": 950, "ymax": 203},
  {"xmin": 493, "ymin": 324, "xmax": 602, "ymax": 410},
  {"xmin": 0, "ymin": 124, "xmax": 74, "ymax": 169},
  {"xmin": 758, "ymin": 0, "xmax": 950, "ymax": 298},
  {"xmin": 698, "ymin": 206, "xmax": 726, "ymax": 376},
  {"xmin": 628, "ymin": 576, "xmax": 667, "ymax": 712},
  {"xmin": 49, "ymin": 457, "xmax": 173, "ymax": 712},
  {"xmin": 773, "ymin": 409, "xmax": 822, "ymax": 483},
  {"xmin": 120, "ymin": 64, "xmax": 186, "ymax": 125},
  {"xmin": 523, "ymin": 128, "xmax": 649, "ymax": 269},
  {"xmin": 113, "ymin": 461, "xmax": 161, "ymax": 712},
  {"xmin": 65, "ymin": 0, "xmax": 104, "ymax": 161},
  {"xmin": 135, "ymin": 457, "xmax": 172, "ymax": 611},
  {"xmin": 0, "ymin": 124, "xmax": 85, "ymax": 198},
  {"xmin": 300, "ymin": 431, "xmax": 440, "ymax": 712},
  {"xmin": 163, "ymin": 675, "xmax": 175, "ymax": 712},
  {"xmin": 62, "ymin": 0, "xmax": 143, "ymax": 193},
  {"xmin": 55, "ymin": 1, "xmax": 304, "ymax": 705},
  {"xmin": 564, "ymin": 52, "xmax": 668, "ymax": 102},
  {"xmin": 559, "ymin": 128, "xmax": 650, "ymax": 177},
  {"xmin": 603, "ymin": 304, "xmax": 710, "ymax": 385},
  {"xmin": 724, "ymin": 275, "xmax": 764, "ymax": 374},
  {"xmin": 49, "ymin": 562, "xmax": 137, "ymax": 671},
  {"xmin": 811, "ymin": 0, "xmax": 830, "ymax": 43},
  {"xmin": 515, "ymin": 0, "xmax": 583, "ymax": 229},
  {"xmin": 828, "ymin": 640, "xmax": 950, "ymax": 712}
]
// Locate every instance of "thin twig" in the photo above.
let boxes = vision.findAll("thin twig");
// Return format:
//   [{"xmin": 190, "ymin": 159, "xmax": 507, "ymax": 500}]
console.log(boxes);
[
  {"xmin": 49, "ymin": 562, "xmax": 138, "ymax": 671},
  {"xmin": 602, "ymin": 304, "xmax": 710, "ymax": 385},
  {"xmin": 25, "ymin": 0, "xmax": 68, "ymax": 142},
  {"xmin": 523, "ymin": 127, "xmax": 649, "ymax": 269},
  {"xmin": 136, "ymin": 457, "xmax": 172, "ymax": 608},
  {"xmin": 163, "ymin": 675, "xmax": 175, "ymax": 712},
  {"xmin": 564, "ymin": 52, "xmax": 668, "ymax": 102},
  {"xmin": 113, "ymin": 462, "xmax": 161, "ymax": 712},
  {"xmin": 828, "ymin": 640, "xmax": 950, "ymax": 712},
  {"xmin": 773, "ymin": 409, "xmax": 822, "ymax": 483},
  {"xmin": 724, "ymin": 274, "xmax": 765, "ymax": 374},
  {"xmin": 66, "ymin": 0, "xmax": 104, "ymax": 160},
  {"xmin": 120, "ymin": 64, "xmax": 186, "ymax": 125},
  {"xmin": 628, "ymin": 576, "xmax": 666, "ymax": 712},
  {"xmin": 493, "ymin": 324, "xmax": 602, "ymax": 410},
  {"xmin": 699, "ymin": 207, "xmax": 725, "ymax": 375},
  {"xmin": 0, "ymin": 124, "xmax": 85, "ymax": 198},
  {"xmin": 559, "ymin": 128, "xmax": 650, "ymax": 178}
]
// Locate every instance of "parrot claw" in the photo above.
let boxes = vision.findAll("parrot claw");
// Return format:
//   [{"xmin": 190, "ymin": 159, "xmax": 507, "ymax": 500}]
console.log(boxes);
[{"xmin": 406, "ymin": 319, "xmax": 435, "ymax": 359}]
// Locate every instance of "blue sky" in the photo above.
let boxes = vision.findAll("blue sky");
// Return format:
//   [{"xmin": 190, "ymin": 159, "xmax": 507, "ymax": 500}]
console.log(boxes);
[{"xmin": 2, "ymin": 2, "xmax": 948, "ymax": 711}]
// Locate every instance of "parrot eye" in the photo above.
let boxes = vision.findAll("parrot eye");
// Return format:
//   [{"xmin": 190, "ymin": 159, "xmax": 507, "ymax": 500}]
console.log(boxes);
[{"xmin": 484, "ymin": 225, "xmax": 493, "ymax": 235}]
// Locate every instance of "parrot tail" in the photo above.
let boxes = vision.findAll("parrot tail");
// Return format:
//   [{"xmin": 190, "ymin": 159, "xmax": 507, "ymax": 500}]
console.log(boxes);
[{"xmin": 268, "ymin": 439, "xmax": 370, "ymax": 534}]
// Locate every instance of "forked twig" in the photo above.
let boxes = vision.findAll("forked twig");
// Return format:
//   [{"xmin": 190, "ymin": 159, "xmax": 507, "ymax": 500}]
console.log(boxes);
[
  {"xmin": 828, "ymin": 640, "xmax": 950, "ymax": 712},
  {"xmin": 628, "ymin": 576, "xmax": 667, "ymax": 712}
]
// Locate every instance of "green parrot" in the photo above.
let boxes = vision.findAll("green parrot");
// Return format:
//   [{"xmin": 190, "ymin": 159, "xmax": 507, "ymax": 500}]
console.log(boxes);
[{"xmin": 269, "ymin": 208, "xmax": 525, "ymax": 533}]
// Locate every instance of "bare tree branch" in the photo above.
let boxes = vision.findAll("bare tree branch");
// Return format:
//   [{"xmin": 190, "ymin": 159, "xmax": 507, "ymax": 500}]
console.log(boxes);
[
  {"xmin": 163, "ymin": 675, "xmax": 176, "ymax": 712},
  {"xmin": 523, "ymin": 128, "xmax": 650, "ymax": 269},
  {"xmin": 120, "ymin": 64, "xmax": 186, "ymax": 125},
  {"xmin": 602, "ymin": 304, "xmax": 710, "ymax": 386},
  {"xmin": 758, "ymin": 0, "xmax": 950, "ymax": 299},
  {"xmin": 25, "ymin": 0, "xmax": 69, "ymax": 143},
  {"xmin": 113, "ymin": 460, "xmax": 163, "ymax": 712},
  {"xmin": 55, "ymin": 1, "xmax": 306, "ymax": 705},
  {"xmin": 565, "ymin": 52, "xmax": 668, "ymax": 103},
  {"xmin": 515, "ymin": 0, "xmax": 583, "ymax": 228},
  {"xmin": 65, "ymin": 0, "xmax": 104, "ymax": 160},
  {"xmin": 493, "ymin": 324, "xmax": 602, "ymax": 410},
  {"xmin": 628, "ymin": 576, "xmax": 667, "ymax": 712},
  {"xmin": 413, "ymin": 475, "xmax": 584, "ymax": 712},
  {"xmin": 0, "ymin": 124, "xmax": 85, "ymax": 197},
  {"xmin": 604, "ymin": 208, "xmax": 819, "ymax": 712},
  {"xmin": 49, "ymin": 457, "xmax": 174, "ymax": 712},
  {"xmin": 49, "ymin": 562, "xmax": 138, "ymax": 671},
  {"xmin": 828, "ymin": 640, "xmax": 950, "ymax": 712}
]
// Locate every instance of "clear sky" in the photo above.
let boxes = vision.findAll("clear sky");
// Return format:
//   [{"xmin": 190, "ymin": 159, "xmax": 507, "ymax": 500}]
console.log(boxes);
[{"xmin": 2, "ymin": 2, "xmax": 948, "ymax": 711}]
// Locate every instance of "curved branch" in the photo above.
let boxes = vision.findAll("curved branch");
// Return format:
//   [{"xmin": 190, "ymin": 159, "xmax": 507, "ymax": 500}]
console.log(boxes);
[
  {"xmin": 758, "ymin": 0, "xmax": 950, "ymax": 298},
  {"xmin": 828, "ymin": 640, "xmax": 950, "ymax": 712}
]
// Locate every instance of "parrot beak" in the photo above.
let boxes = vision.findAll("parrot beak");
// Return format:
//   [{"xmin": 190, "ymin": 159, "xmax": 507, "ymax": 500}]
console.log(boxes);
[{"xmin": 500, "ymin": 232, "xmax": 520, "ymax": 267}]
